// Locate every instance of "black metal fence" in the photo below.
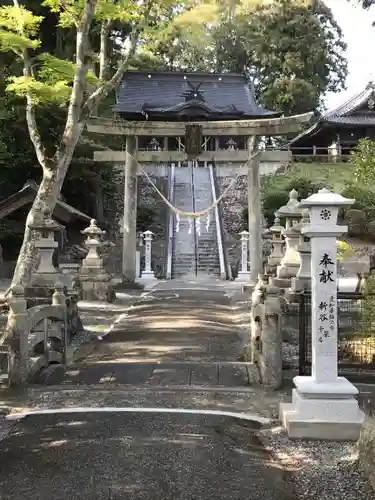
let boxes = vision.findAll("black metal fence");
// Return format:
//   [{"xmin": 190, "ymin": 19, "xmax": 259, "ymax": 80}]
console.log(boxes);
[{"xmin": 299, "ymin": 291, "xmax": 375, "ymax": 376}]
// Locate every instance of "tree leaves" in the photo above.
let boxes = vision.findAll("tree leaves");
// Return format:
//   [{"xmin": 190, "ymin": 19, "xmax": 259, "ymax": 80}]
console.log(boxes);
[{"xmin": 350, "ymin": 138, "xmax": 375, "ymax": 184}]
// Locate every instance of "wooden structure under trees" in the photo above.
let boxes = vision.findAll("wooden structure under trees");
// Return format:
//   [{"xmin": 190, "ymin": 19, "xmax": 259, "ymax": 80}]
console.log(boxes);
[
  {"xmin": 87, "ymin": 70, "xmax": 313, "ymax": 284},
  {"xmin": 289, "ymin": 82, "xmax": 375, "ymax": 159}
]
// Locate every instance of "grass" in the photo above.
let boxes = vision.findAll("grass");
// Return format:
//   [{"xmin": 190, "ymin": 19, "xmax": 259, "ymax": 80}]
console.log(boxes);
[{"xmin": 265, "ymin": 162, "xmax": 375, "ymax": 193}]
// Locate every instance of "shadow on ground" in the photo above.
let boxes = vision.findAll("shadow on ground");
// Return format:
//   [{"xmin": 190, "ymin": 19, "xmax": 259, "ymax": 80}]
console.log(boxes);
[
  {"xmin": 0, "ymin": 412, "xmax": 293, "ymax": 500},
  {"xmin": 86, "ymin": 289, "xmax": 242, "ymax": 363}
]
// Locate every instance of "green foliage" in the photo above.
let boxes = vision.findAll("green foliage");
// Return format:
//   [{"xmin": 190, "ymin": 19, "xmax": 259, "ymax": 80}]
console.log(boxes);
[
  {"xmin": 337, "ymin": 240, "xmax": 354, "ymax": 261},
  {"xmin": 137, "ymin": 206, "xmax": 157, "ymax": 232},
  {"xmin": 360, "ymin": 274, "xmax": 375, "ymax": 336},
  {"xmin": 260, "ymin": 175, "xmax": 328, "ymax": 225},
  {"xmin": 152, "ymin": 0, "xmax": 348, "ymax": 114},
  {"xmin": 349, "ymin": 138, "xmax": 375, "ymax": 184}
]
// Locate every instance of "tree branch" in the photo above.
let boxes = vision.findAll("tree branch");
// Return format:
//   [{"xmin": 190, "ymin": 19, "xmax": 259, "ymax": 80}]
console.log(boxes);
[
  {"xmin": 52, "ymin": 0, "xmax": 97, "ymax": 164},
  {"xmin": 65, "ymin": 0, "xmax": 97, "ymax": 127},
  {"xmin": 80, "ymin": 31, "xmax": 139, "ymax": 119},
  {"xmin": 99, "ymin": 19, "xmax": 111, "ymax": 81},
  {"xmin": 12, "ymin": 0, "xmax": 47, "ymax": 169},
  {"xmin": 81, "ymin": 0, "xmax": 154, "ymax": 119}
]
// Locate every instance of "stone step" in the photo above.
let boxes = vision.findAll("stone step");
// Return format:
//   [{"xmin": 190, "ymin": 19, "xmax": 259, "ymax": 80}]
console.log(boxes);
[{"xmin": 33, "ymin": 361, "xmax": 257, "ymax": 389}]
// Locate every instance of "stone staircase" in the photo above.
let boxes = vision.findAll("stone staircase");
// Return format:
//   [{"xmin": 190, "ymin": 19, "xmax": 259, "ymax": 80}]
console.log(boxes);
[
  {"xmin": 171, "ymin": 165, "xmax": 223, "ymax": 278},
  {"xmin": 171, "ymin": 167, "xmax": 196, "ymax": 278},
  {"xmin": 193, "ymin": 167, "xmax": 222, "ymax": 278}
]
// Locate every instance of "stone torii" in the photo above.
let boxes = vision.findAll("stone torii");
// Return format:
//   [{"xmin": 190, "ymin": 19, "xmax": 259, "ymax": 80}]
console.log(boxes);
[{"xmin": 87, "ymin": 112, "xmax": 313, "ymax": 285}]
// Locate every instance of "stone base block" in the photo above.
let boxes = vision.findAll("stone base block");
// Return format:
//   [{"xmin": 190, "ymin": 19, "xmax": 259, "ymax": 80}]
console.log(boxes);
[
  {"xmin": 291, "ymin": 276, "xmax": 311, "ymax": 292},
  {"xmin": 140, "ymin": 271, "xmax": 157, "ymax": 281},
  {"xmin": 80, "ymin": 280, "xmax": 115, "ymax": 302},
  {"xmin": 277, "ymin": 263, "xmax": 299, "ymax": 280},
  {"xmin": 280, "ymin": 402, "xmax": 364, "ymax": 441},
  {"xmin": 236, "ymin": 271, "xmax": 251, "ymax": 282},
  {"xmin": 280, "ymin": 376, "xmax": 365, "ymax": 441},
  {"xmin": 242, "ymin": 282, "xmax": 255, "ymax": 292},
  {"xmin": 272, "ymin": 277, "xmax": 291, "ymax": 289}
]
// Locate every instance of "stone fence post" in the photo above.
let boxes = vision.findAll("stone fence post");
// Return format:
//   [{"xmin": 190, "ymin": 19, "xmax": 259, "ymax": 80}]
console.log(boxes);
[
  {"xmin": 52, "ymin": 282, "xmax": 68, "ymax": 364},
  {"xmin": 247, "ymin": 275, "xmax": 283, "ymax": 388},
  {"xmin": 280, "ymin": 188, "xmax": 365, "ymax": 441},
  {"xmin": 7, "ymin": 285, "xmax": 29, "ymax": 385}
]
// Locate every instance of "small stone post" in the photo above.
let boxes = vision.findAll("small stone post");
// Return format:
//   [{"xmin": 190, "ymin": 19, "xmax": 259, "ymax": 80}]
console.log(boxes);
[
  {"xmin": 52, "ymin": 282, "xmax": 68, "ymax": 364},
  {"xmin": 280, "ymin": 188, "xmax": 365, "ymax": 441},
  {"xmin": 236, "ymin": 231, "xmax": 251, "ymax": 281},
  {"xmin": 136, "ymin": 231, "xmax": 143, "ymax": 278},
  {"xmin": 276, "ymin": 189, "xmax": 302, "ymax": 284},
  {"xmin": 266, "ymin": 216, "xmax": 285, "ymax": 275},
  {"xmin": 7, "ymin": 285, "xmax": 29, "ymax": 385},
  {"xmin": 141, "ymin": 230, "xmax": 156, "ymax": 280},
  {"xmin": 79, "ymin": 219, "xmax": 115, "ymax": 302},
  {"xmin": 60, "ymin": 263, "xmax": 80, "ymax": 293},
  {"xmin": 260, "ymin": 279, "xmax": 283, "ymax": 388}
]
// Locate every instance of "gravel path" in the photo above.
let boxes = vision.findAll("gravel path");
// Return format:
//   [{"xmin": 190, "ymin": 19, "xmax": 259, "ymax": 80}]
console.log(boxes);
[{"xmin": 260, "ymin": 425, "xmax": 373, "ymax": 500}]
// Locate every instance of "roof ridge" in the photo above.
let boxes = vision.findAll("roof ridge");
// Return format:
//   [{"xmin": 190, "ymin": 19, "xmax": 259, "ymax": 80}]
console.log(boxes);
[{"xmin": 325, "ymin": 83, "xmax": 375, "ymax": 118}]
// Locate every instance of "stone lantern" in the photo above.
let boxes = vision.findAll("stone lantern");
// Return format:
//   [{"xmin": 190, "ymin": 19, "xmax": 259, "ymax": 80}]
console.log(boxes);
[
  {"xmin": 28, "ymin": 205, "xmax": 62, "ymax": 290},
  {"xmin": 276, "ymin": 189, "xmax": 302, "ymax": 283},
  {"xmin": 291, "ymin": 208, "xmax": 312, "ymax": 292},
  {"xmin": 236, "ymin": 231, "xmax": 250, "ymax": 281},
  {"xmin": 266, "ymin": 215, "xmax": 285, "ymax": 275},
  {"xmin": 280, "ymin": 188, "xmax": 365, "ymax": 441},
  {"xmin": 79, "ymin": 219, "xmax": 115, "ymax": 302},
  {"xmin": 140, "ymin": 230, "xmax": 156, "ymax": 280}
]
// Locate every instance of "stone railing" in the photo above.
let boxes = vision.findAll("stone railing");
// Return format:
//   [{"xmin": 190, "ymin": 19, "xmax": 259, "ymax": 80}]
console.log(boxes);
[
  {"xmin": 209, "ymin": 163, "xmax": 227, "ymax": 280},
  {"xmin": 1, "ymin": 283, "xmax": 68, "ymax": 386},
  {"xmin": 166, "ymin": 162, "xmax": 175, "ymax": 279}
]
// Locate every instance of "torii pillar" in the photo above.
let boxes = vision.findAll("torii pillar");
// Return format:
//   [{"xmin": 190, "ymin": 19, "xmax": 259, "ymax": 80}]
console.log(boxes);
[
  {"xmin": 247, "ymin": 136, "xmax": 262, "ymax": 286},
  {"xmin": 122, "ymin": 135, "xmax": 138, "ymax": 283}
]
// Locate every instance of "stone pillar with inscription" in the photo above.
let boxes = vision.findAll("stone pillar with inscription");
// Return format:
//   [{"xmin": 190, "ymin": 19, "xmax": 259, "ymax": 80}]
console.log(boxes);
[
  {"xmin": 236, "ymin": 231, "xmax": 251, "ymax": 281},
  {"xmin": 280, "ymin": 188, "xmax": 365, "ymax": 441}
]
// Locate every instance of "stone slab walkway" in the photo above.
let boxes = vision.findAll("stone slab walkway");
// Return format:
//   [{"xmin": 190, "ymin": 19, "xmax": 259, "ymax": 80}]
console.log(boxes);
[{"xmin": 33, "ymin": 279, "xmax": 257, "ymax": 391}]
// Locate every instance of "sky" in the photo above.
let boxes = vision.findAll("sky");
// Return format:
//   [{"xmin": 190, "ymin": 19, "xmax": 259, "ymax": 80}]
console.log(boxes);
[{"xmin": 324, "ymin": 0, "xmax": 375, "ymax": 110}]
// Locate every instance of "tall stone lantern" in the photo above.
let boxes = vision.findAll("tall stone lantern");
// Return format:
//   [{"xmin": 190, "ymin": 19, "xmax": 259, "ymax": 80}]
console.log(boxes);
[
  {"xmin": 291, "ymin": 208, "xmax": 312, "ymax": 292},
  {"xmin": 27, "ymin": 205, "xmax": 63, "ymax": 304},
  {"xmin": 266, "ymin": 215, "xmax": 285, "ymax": 275},
  {"xmin": 276, "ymin": 189, "xmax": 302, "ymax": 284},
  {"xmin": 79, "ymin": 219, "xmax": 115, "ymax": 302}
]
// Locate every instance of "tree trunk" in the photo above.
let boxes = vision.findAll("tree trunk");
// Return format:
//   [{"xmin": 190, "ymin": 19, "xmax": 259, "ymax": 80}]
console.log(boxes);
[{"xmin": 10, "ymin": 127, "xmax": 84, "ymax": 289}]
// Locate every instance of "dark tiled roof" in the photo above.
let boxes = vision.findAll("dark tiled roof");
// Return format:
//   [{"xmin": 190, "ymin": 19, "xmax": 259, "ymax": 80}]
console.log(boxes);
[
  {"xmin": 114, "ymin": 71, "xmax": 279, "ymax": 120},
  {"xmin": 323, "ymin": 115, "xmax": 375, "ymax": 126},
  {"xmin": 0, "ymin": 181, "xmax": 92, "ymax": 222},
  {"xmin": 289, "ymin": 82, "xmax": 375, "ymax": 145}
]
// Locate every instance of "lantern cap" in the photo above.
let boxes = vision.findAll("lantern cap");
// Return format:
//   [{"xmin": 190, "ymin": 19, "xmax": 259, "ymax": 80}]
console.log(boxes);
[
  {"xmin": 81, "ymin": 219, "xmax": 104, "ymax": 237},
  {"xmin": 276, "ymin": 189, "xmax": 302, "ymax": 218},
  {"xmin": 299, "ymin": 188, "xmax": 354, "ymax": 208}
]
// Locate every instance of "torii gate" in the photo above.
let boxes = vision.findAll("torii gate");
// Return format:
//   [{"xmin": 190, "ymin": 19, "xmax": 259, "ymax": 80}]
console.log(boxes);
[{"xmin": 87, "ymin": 112, "xmax": 313, "ymax": 285}]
